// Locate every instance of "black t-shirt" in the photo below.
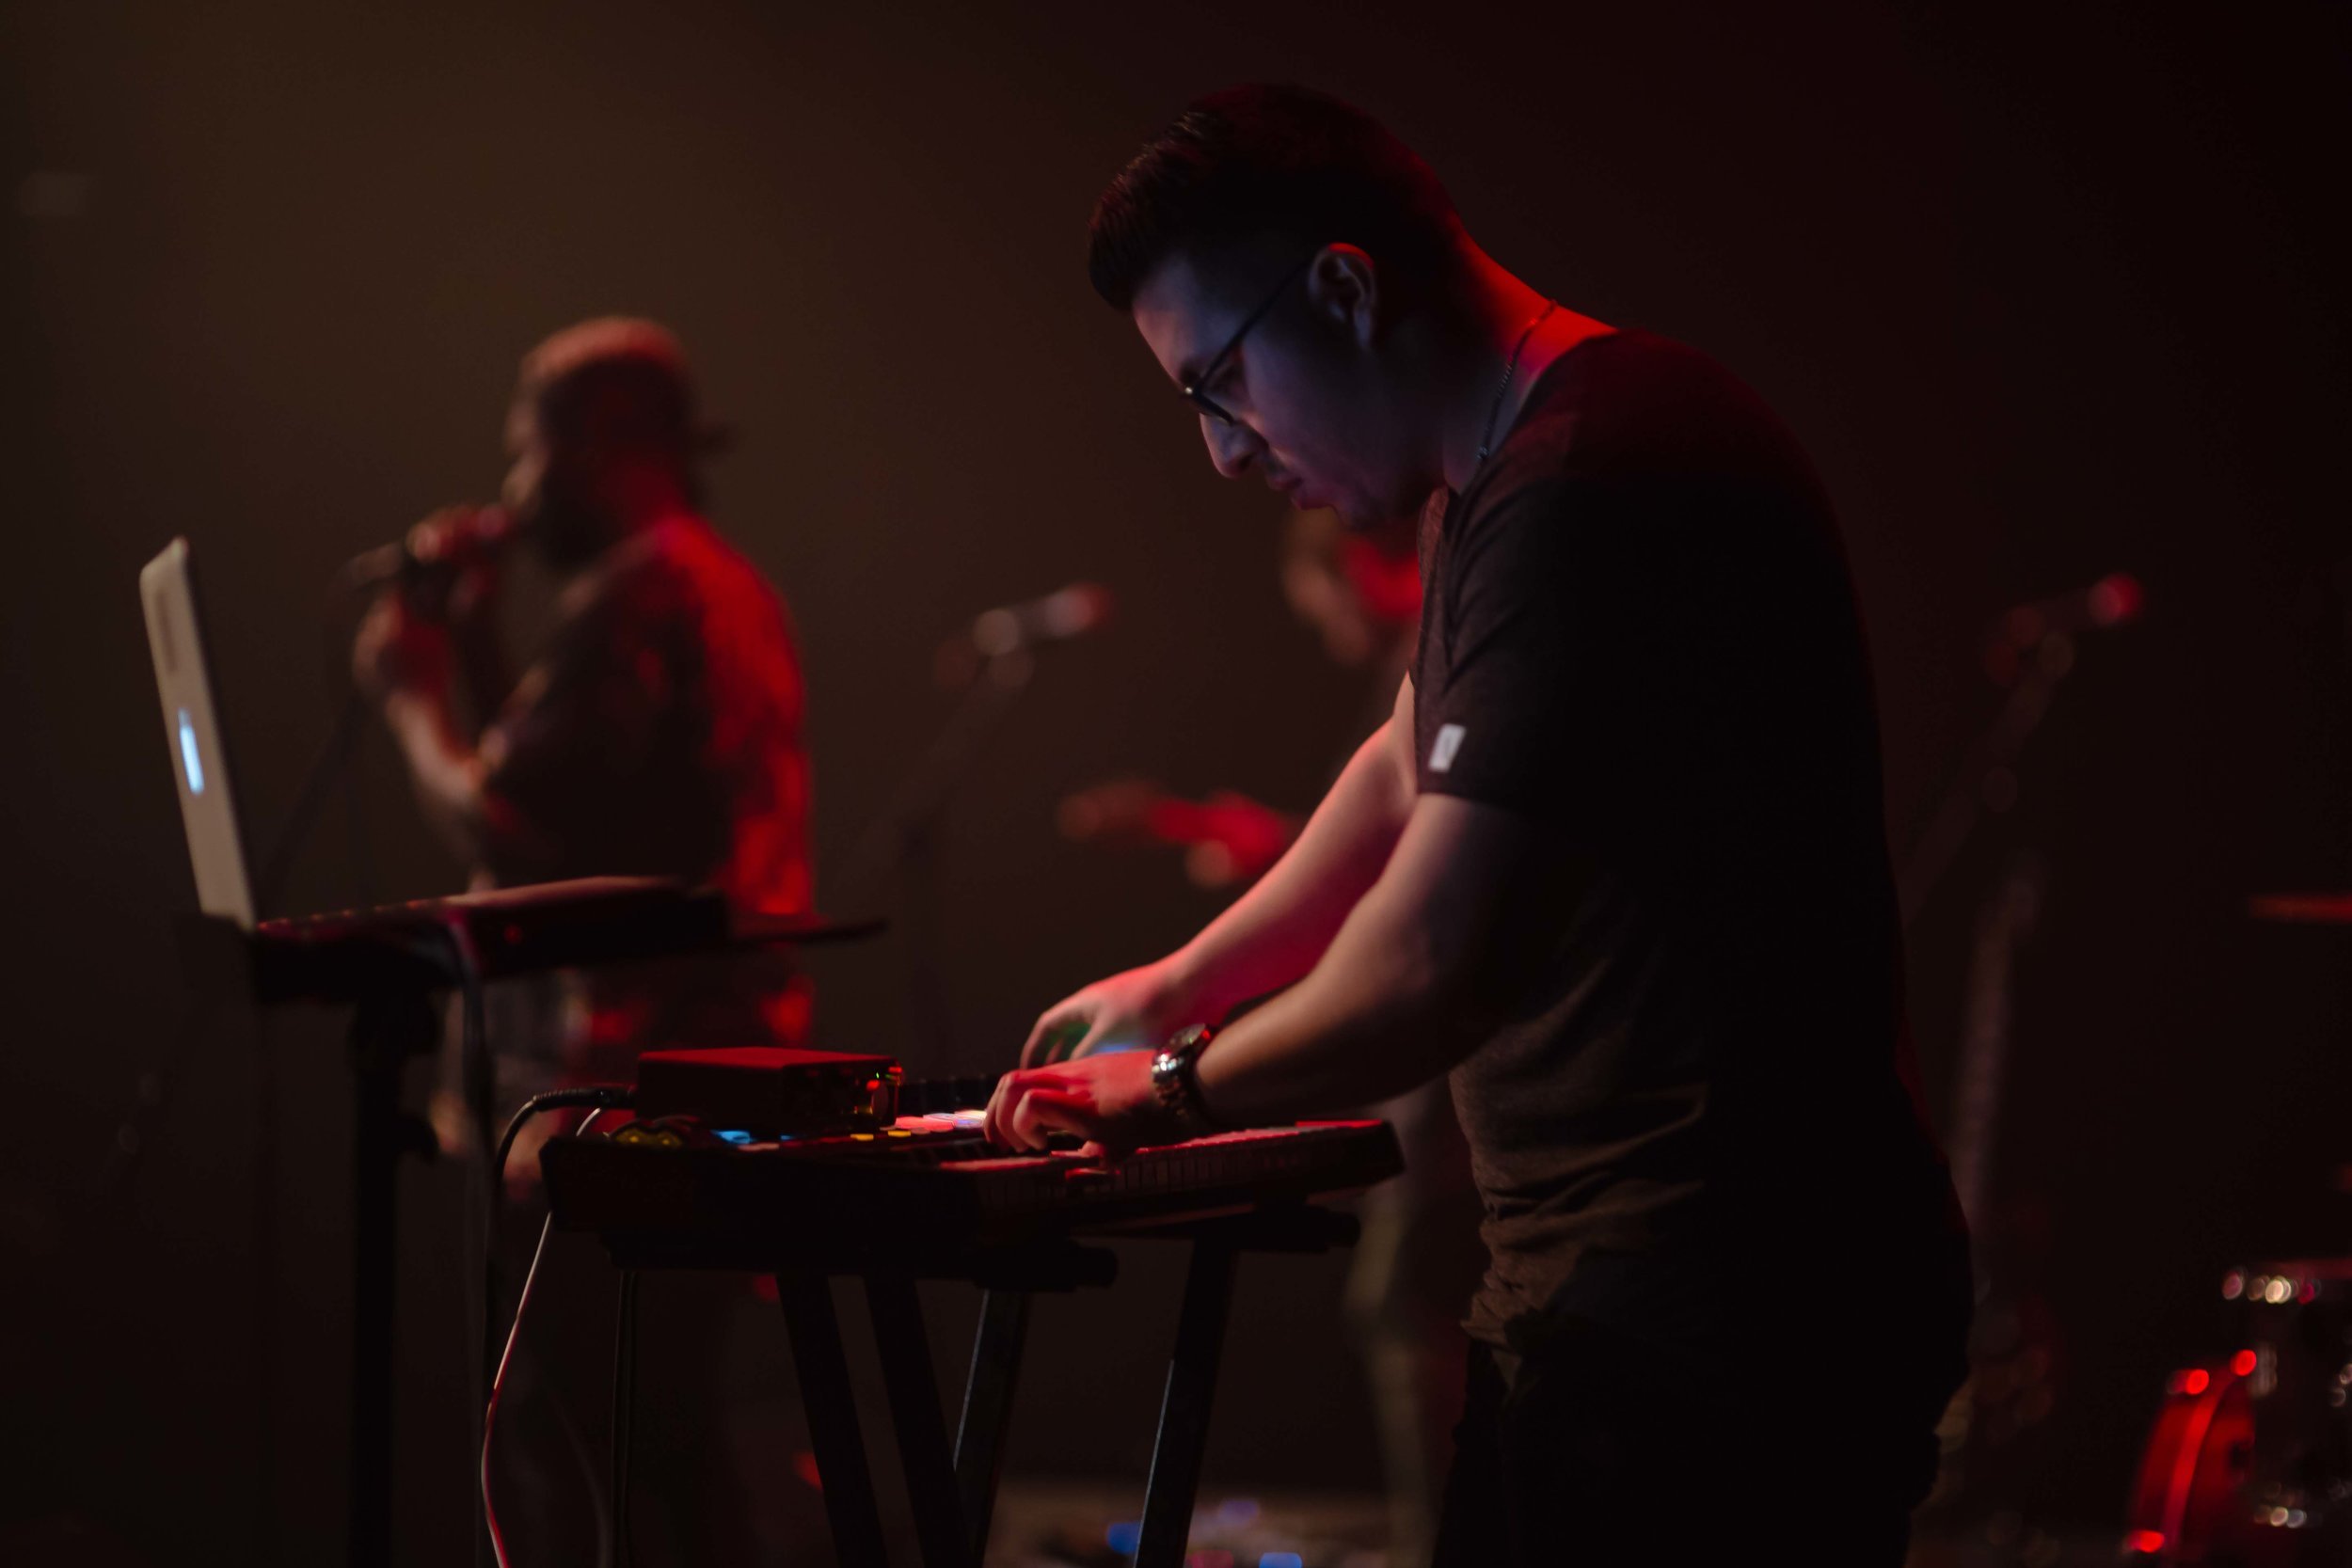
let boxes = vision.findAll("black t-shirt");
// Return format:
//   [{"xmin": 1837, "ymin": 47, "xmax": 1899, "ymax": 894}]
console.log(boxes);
[{"xmin": 1413, "ymin": 329, "xmax": 1967, "ymax": 1362}]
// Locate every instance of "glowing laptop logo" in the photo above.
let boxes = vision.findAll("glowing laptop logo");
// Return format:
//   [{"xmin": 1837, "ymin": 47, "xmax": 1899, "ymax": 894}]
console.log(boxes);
[{"xmin": 178, "ymin": 706, "xmax": 205, "ymax": 795}]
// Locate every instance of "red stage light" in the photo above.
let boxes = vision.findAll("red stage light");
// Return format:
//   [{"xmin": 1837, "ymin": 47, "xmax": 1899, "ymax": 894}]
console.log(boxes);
[
  {"xmin": 2233, "ymin": 1350, "xmax": 2258, "ymax": 1378},
  {"xmin": 2183, "ymin": 1369, "xmax": 2211, "ymax": 1396},
  {"xmin": 2128, "ymin": 1528, "xmax": 2167, "ymax": 1554}
]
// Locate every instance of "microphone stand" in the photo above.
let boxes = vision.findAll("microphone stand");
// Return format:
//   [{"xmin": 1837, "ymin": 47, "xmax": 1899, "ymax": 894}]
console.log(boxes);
[
  {"xmin": 249, "ymin": 618, "xmax": 507, "ymax": 1568},
  {"xmin": 837, "ymin": 648, "xmax": 1039, "ymax": 1063},
  {"xmin": 253, "ymin": 685, "xmax": 370, "ymax": 918},
  {"xmin": 1899, "ymin": 635, "xmax": 2079, "ymax": 928}
]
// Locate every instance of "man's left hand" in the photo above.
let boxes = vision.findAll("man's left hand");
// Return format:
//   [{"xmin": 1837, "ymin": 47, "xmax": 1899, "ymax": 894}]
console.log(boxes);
[{"xmin": 984, "ymin": 1049, "xmax": 1175, "ymax": 1157}]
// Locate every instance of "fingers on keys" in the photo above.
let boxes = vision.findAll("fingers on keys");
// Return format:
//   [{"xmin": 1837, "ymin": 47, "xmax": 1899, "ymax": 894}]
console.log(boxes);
[{"xmin": 985, "ymin": 1072, "xmax": 1093, "ymax": 1151}]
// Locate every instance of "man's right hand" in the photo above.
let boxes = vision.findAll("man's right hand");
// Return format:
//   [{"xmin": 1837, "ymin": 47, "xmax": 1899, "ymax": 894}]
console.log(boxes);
[
  {"xmin": 1018, "ymin": 958, "xmax": 1199, "ymax": 1067},
  {"xmin": 399, "ymin": 505, "xmax": 507, "ymax": 626}
]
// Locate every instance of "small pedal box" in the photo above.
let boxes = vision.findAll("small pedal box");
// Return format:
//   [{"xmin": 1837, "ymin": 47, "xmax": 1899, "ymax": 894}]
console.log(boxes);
[{"xmin": 632, "ymin": 1047, "xmax": 902, "ymax": 1138}]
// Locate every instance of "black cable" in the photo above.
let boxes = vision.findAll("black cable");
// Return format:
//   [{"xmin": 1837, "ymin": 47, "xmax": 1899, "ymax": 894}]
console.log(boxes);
[
  {"xmin": 612, "ymin": 1270, "xmax": 640, "ymax": 1568},
  {"xmin": 484, "ymin": 1085, "xmax": 634, "ymax": 1389},
  {"xmin": 488, "ymin": 1087, "xmax": 628, "ymax": 1201},
  {"xmin": 478, "ymin": 1085, "xmax": 633, "ymax": 1565}
]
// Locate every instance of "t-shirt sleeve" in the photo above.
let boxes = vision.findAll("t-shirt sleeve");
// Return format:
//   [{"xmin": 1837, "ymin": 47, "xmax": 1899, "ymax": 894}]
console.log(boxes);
[{"xmin": 1417, "ymin": 478, "xmax": 1691, "ymax": 827}]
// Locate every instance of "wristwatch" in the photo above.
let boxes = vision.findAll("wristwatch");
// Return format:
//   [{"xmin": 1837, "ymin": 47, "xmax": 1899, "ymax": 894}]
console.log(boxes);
[{"xmin": 1150, "ymin": 1024, "xmax": 1219, "ymax": 1133}]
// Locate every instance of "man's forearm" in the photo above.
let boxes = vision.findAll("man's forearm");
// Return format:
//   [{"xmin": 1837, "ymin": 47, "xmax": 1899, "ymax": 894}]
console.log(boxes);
[
  {"xmin": 1166, "ymin": 713, "xmax": 1418, "ymax": 1022},
  {"xmin": 1192, "ymin": 845, "xmax": 1478, "ymax": 1124},
  {"xmin": 1192, "ymin": 792, "xmax": 1555, "ymax": 1126},
  {"xmin": 383, "ymin": 687, "xmax": 487, "ymax": 863}
]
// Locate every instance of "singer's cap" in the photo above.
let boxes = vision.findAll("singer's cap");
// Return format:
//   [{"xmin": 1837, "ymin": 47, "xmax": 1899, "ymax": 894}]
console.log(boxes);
[{"xmin": 518, "ymin": 317, "xmax": 727, "ymax": 454}]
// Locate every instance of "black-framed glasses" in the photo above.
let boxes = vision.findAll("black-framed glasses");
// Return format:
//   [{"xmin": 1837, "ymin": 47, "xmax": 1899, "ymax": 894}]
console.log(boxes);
[{"xmin": 1180, "ymin": 253, "xmax": 1317, "ymax": 425}]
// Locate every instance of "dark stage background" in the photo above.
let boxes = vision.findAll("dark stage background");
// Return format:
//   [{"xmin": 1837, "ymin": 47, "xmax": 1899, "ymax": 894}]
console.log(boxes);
[{"xmin": 3, "ymin": 1, "xmax": 2347, "ymax": 1560}]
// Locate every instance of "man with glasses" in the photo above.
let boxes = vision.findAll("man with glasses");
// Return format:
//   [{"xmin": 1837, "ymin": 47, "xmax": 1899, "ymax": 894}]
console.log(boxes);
[{"xmin": 985, "ymin": 86, "xmax": 1969, "ymax": 1563}]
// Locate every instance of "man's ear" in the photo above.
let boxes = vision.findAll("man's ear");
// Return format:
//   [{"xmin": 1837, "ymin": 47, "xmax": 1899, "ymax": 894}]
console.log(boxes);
[{"xmin": 1306, "ymin": 244, "xmax": 1382, "ymax": 348}]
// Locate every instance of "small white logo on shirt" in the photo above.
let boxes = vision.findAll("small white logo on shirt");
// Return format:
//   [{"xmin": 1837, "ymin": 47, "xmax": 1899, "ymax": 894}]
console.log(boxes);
[{"xmin": 1429, "ymin": 723, "xmax": 1466, "ymax": 773}]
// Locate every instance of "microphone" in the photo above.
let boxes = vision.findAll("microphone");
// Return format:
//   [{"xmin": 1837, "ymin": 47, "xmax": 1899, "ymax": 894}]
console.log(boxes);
[
  {"xmin": 340, "ymin": 506, "xmax": 518, "ymax": 592},
  {"xmin": 968, "ymin": 582, "xmax": 1114, "ymax": 657},
  {"xmin": 1983, "ymin": 571, "xmax": 2143, "ymax": 683}
]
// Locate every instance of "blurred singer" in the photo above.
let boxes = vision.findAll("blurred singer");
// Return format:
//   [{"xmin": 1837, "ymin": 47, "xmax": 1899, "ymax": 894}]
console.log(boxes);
[
  {"xmin": 354, "ymin": 316, "xmax": 815, "ymax": 1565},
  {"xmin": 355, "ymin": 317, "xmax": 813, "ymax": 1069}
]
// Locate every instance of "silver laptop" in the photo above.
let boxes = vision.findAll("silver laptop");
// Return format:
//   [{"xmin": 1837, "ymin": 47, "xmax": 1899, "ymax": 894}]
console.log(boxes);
[{"xmin": 140, "ymin": 537, "xmax": 258, "ymax": 928}]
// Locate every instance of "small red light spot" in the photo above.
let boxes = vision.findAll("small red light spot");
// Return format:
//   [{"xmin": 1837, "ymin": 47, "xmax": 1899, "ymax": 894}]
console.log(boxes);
[
  {"xmin": 2233, "ymin": 1350, "xmax": 2259, "ymax": 1377},
  {"xmin": 2090, "ymin": 573, "xmax": 2145, "ymax": 627},
  {"xmin": 2184, "ymin": 1370, "xmax": 2211, "ymax": 1396},
  {"xmin": 504, "ymin": 923, "xmax": 524, "ymax": 945},
  {"xmin": 2299, "ymin": 1279, "xmax": 2319, "ymax": 1303},
  {"xmin": 2129, "ymin": 1528, "xmax": 2167, "ymax": 1554},
  {"xmin": 793, "ymin": 1449, "xmax": 822, "ymax": 1491}
]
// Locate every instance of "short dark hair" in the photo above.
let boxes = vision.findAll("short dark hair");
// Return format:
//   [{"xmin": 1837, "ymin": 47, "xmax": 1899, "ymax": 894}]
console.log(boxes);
[{"xmin": 1087, "ymin": 85, "xmax": 1462, "ymax": 311}]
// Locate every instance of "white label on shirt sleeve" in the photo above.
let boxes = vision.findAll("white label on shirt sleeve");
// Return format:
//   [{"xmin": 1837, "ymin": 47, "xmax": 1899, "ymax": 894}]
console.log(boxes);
[{"xmin": 1428, "ymin": 723, "xmax": 1466, "ymax": 773}]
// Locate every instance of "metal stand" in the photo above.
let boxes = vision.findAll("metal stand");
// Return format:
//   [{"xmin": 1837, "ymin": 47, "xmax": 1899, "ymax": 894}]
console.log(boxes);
[
  {"xmin": 778, "ymin": 1275, "xmax": 892, "ymax": 1567},
  {"xmin": 953, "ymin": 1289, "xmax": 1030, "ymax": 1561},
  {"xmin": 1899, "ymin": 628, "xmax": 2082, "ymax": 926},
  {"xmin": 175, "ymin": 891, "xmax": 880, "ymax": 1567},
  {"xmin": 869, "ymin": 1277, "xmax": 971, "ymax": 1568},
  {"xmin": 680, "ymin": 1208, "xmax": 1363, "ymax": 1568},
  {"xmin": 836, "ymin": 650, "xmax": 1037, "ymax": 1058},
  {"xmin": 1136, "ymin": 1240, "xmax": 1239, "ymax": 1568},
  {"xmin": 345, "ymin": 986, "xmax": 441, "ymax": 1568}
]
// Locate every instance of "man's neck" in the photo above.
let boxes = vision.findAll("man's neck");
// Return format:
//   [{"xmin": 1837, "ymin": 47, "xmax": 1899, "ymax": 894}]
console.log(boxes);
[{"xmin": 1428, "ymin": 253, "xmax": 1608, "ymax": 493}]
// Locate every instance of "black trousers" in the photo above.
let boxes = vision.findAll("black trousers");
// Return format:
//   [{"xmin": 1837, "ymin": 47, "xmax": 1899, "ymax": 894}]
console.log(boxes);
[{"xmin": 1430, "ymin": 1315, "xmax": 1957, "ymax": 1566}]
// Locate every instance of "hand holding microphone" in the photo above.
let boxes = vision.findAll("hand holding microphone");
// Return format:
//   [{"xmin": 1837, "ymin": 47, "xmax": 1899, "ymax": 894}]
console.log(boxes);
[
  {"xmin": 348, "ymin": 504, "xmax": 515, "ymax": 699},
  {"xmin": 342, "ymin": 503, "xmax": 518, "ymax": 614}
]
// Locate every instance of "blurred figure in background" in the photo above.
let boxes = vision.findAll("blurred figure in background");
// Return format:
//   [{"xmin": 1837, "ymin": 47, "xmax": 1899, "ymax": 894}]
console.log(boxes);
[
  {"xmin": 354, "ymin": 316, "xmax": 815, "ymax": 1565},
  {"xmin": 357, "ymin": 316, "xmax": 813, "ymax": 1076},
  {"xmin": 1059, "ymin": 501, "xmax": 1483, "ymax": 1565},
  {"xmin": 1058, "ymin": 505, "xmax": 1422, "ymax": 889}
]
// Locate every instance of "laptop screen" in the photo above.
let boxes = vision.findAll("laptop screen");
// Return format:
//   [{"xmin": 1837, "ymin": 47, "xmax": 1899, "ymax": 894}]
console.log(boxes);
[{"xmin": 140, "ymin": 538, "xmax": 257, "ymax": 928}]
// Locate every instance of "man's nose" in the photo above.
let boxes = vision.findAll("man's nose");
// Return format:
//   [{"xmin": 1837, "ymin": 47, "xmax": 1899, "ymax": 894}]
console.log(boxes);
[{"xmin": 1201, "ymin": 415, "xmax": 1263, "ymax": 481}]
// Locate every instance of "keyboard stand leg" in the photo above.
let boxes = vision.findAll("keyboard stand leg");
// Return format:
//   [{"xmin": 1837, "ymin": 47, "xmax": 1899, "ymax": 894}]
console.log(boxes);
[
  {"xmin": 953, "ymin": 1288, "xmax": 1031, "ymax": 1562},
  {"xmin": 1136, "ymin": 1240, "xmax": 1239, "ymax": 1568},
  {"xmin": 776, "ymin": 1274, "xmax": 889, "ymax": 1568},
  {"xmin": 866, "ymin": 1277, "xmax": 971, "ymax": 1568},
  {"xmin": 348, "ymin": 987, "xmax": 437, "ymax": 1568}
]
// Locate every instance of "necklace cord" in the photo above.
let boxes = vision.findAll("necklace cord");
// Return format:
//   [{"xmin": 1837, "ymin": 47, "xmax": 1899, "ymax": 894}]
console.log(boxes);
[{"xmin": 1473, "ymin": 299, "xmax": 1558, "ymax": 469}]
